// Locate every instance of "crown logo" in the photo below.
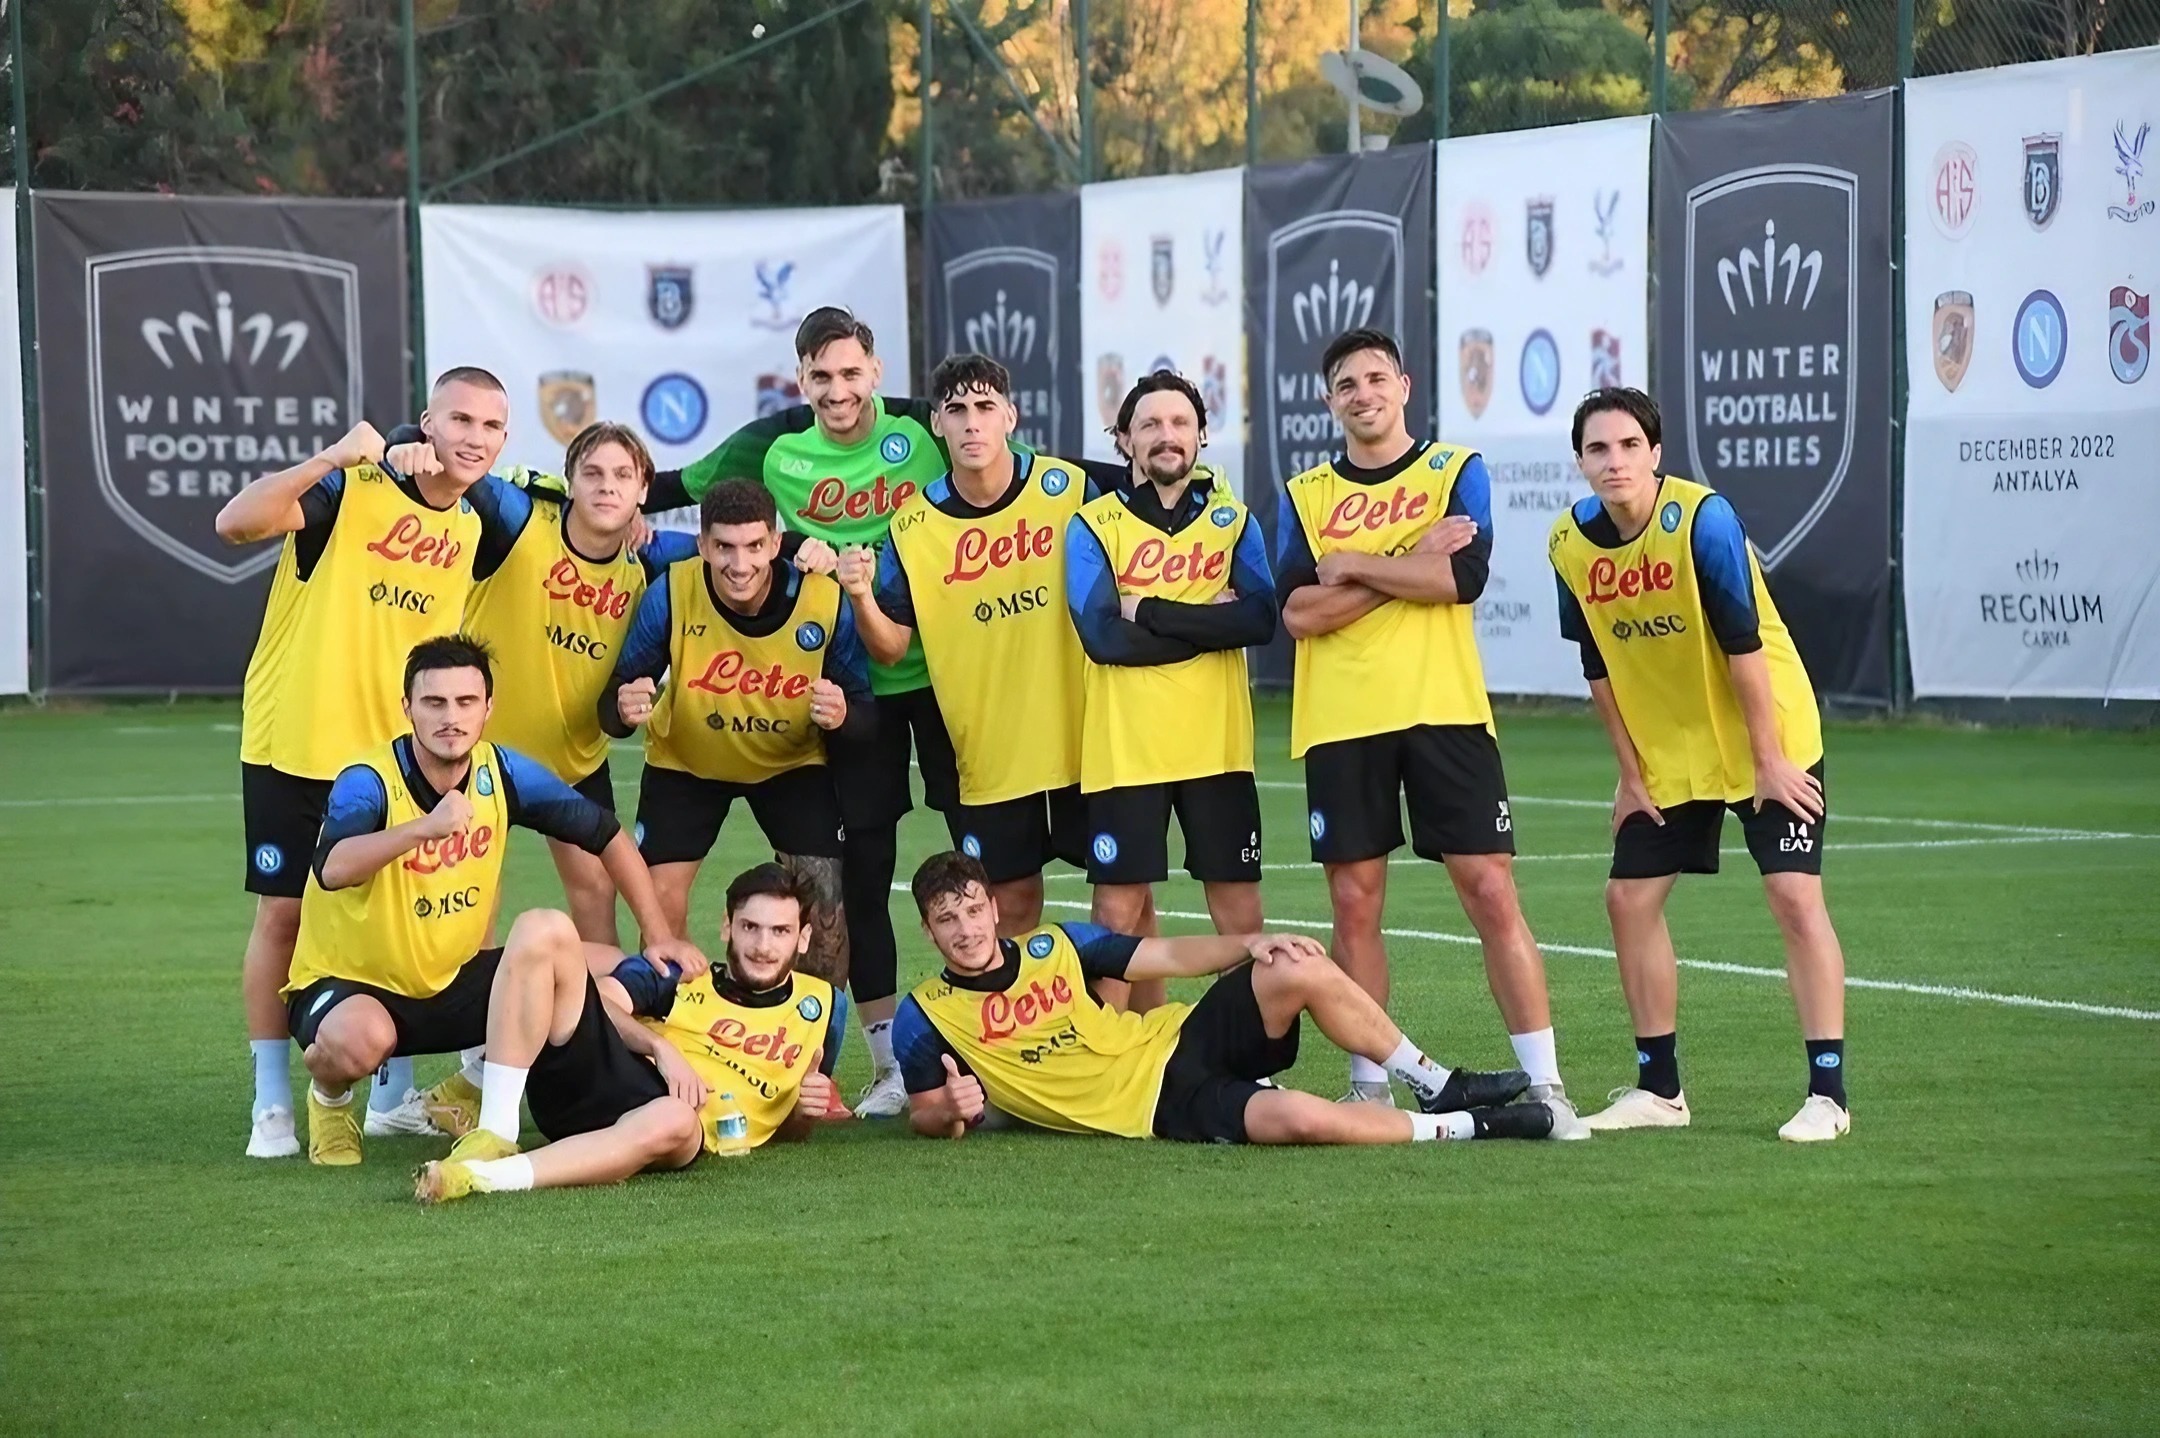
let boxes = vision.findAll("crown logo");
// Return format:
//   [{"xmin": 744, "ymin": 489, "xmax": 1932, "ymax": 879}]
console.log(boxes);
[
  {"xmin": 1716, "ymin": 220, "xmax": 1823, "ymax": 316},
  {"xmin": 964, "ymin": 289, "xmax": 1037, "ymax": 365},
  {"xmin": 1292, "ymin": 259, "xmax": 1375, "ymax": 344},
  {"xmin": 141, "ymin": 291, "xmax": 308, "ymax": 370},
  {"xmin": 2014, "ymin": 549, "xmax": 2059, "ymax": 582}
]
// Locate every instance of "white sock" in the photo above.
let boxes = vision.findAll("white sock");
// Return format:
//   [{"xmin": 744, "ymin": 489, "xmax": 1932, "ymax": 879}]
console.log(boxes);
[
  {"xmin": 459, "ymin": 1047, "xmax": 486, "ymax": 1087},
  {"xmin": 466, "ymin": 1154, "xmax": 535, "ymax": 1193},
  {"xmin": 477, "ymin": 1061, "xmax": 529, "ymax": 1143},
  {"xmin": 368, "ymin": 1056, "xmax": 415, "ymax": 1112},
  {"xmin": 1348, "ymin": 1054, "xmax": 1388, "ymax": 1087},
  {"xmin": 865, "ymin": 1019, "xmax": 895, "ymax": 1073},
  {"xmin": 309, "ymin": 1082, "xmax": 352, "ymax": 1107},
  {"xmin": 1509, "ymin": 1028, "xmax": 1561, "ymax": 1089},
  {"xmin": 1410, "ymin": 1112, "xmax": 1477, "ymax": 1142},
  {"xmin": 251, "ymin": 1039, "xmax": 293, "ymax": 1115},
  {"xmin": 1381, "ymin": 1037, "xmax": 1452, "ymax": 1105}
]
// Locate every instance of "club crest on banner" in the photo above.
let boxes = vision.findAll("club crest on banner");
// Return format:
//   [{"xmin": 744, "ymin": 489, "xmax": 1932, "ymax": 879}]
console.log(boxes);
[
  {"xmin": 1200, "ymin": 228, "xmax": 1230, "ymax": 304},
  {"xmin": 2011, "ymin": 289, "xmax": 2067, "ymax": 388},
  {"xmin": 1458, "ymin": 329, "xmax": 1494, "ymax": 418},
  {"xmin": 1097, "ymin": 238, "xmax": 1124, "ymax": 302},
  {"xmin": 532, "ymin": 262, "xmax": 592, "ymax": 328},
  {"xmin": 1151, "ymin": 236, "xmax": 1174, "ymax": 305},
  {"xmin": 1931, "ymin": 290, "xmax": 1974, "ymax": 392},
  {"xmin": 2107, "ymin": 286, "xmax": 2149, "ymax": 384},
  {"xmin": 88, "ymin": 246, "xmax": 363, "ymax": 583},
  {"xmin": 755, "ymin": 372, "xmax": 803, "ymax": 417},
  {"xmin": 2022, "ymin": 134, "xmax": 2061, "ymax": 229},
  {"xmin": 647, "ymin": 265, "xmax": 693, "ymax": 330},
  {"xmin": 1590, "ymin": 189, "xmax": 1623, "ymax": 276},
  {"xmin": 1459, "ymin": 201, "xmax": 1494, "ymax": 276},
  {"xmin": 1264, "ymin": 210, "xmax": 1403, "ymax": 491},
  {"xmin": 1200, "ymin": 355, "xmax": 1228, "ymax": 422},
  {"xmin": 1519, "ymin": 329, "xmax": 1560, "ymax": 415},
  {"xmin": 640, "ymin": 373, "xmax": 707, "ymax": 446},
  {"xmin": 944, "ymin": 247, "xmax": 1060, "ymax": 450},
  {"xmin": 539, "ymin": 370, "xmax": 597, "ymax": 443},
  {"xmin": 2107, "ymin": 122, "xmax": 2153, "ymax": 222},
  {"xmin": 1591, "ymin": 329, "xmax": 1622, "ymax": 389},
  {"xmin": 1930, "ymin": 141, "xmax": 1979, "ymax": 238},
  {"xmin": 752, "ymin": 259, "xmax": 798, "ymax": 331},
  {"xmin": 1096, "ymin": 352, "xmax": 1126, "ymax": 430},
  {"xmin": 1682, "ymin": 163, "xmax": 1859, "ymax": 569},
  {"xmin": 1526, "ymin": 197, "xmax": 1555, "ymax": 278}
]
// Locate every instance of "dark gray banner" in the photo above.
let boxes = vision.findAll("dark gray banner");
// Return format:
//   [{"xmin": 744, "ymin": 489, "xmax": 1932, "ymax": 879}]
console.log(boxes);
[
  {"xmin": 926, "ymin": 193, "xmax": 1083, "ymax": 457},
  {"xmin": 34, "ymin": 193, "xmax": 409, "ymax": 691},
  {"xmin": 1654, "ymin": 92, "xmax": 1896, "ymax": 704}
]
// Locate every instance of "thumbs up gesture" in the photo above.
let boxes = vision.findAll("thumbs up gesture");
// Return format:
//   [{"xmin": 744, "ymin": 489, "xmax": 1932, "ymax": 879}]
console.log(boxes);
[
  {"xmin": 940, "ymin": 1052, "xmax": 986, "ymax": 1135},
  {"xmin": 796, "ymin": 1048, "xmax": 846, "ymax": 1122}
]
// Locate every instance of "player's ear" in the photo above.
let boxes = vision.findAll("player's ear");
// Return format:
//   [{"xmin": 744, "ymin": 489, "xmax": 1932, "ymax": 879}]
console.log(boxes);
[
  {"xmin": 868, "ymin": 354, "xmax": 884, "ymax": 389},
  {"xmin": 1647, "ymin": 442, "xmax": 1662, "ymax": 474}
]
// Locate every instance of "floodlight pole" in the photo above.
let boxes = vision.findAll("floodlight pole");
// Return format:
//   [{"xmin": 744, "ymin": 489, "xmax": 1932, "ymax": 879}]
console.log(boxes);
[
  {"xmin": 1433, "ymin": 0, "xmax": 1449, "ymax": 142},
  {"xmin": 1346, "ymin": 0, "xmax": 1362, "ymax": 153},
  {"xmin": 8, "ymin": 0, "xmax": 44, "ymax": 692},
  {"xmin": 401, "ymin": 0, "xmax": 426, "ymax": 413},
  {"xmin": 1244, "ymin": 0, "xmax": 1258, "ymax": 166},
  {"xmin": 1075, "ymin": 0, "xmax": 1091, "ymax": 182}
]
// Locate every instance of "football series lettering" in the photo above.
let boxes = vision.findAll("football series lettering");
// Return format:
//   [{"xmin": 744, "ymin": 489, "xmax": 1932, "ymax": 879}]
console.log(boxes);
[
  {"xmin": 685, "ymin": 651, "xmax": 811, "ymax": 700},
  {"xmin": 364, "ymin": 513, "xmax": 464, "ymax": 569},
  {"xmin": 944, "ymin": 518, "xmax": 1056, "ymax": 584},
  {"xmin": 977, "ymin": 974, "xmax": 1076, "ymax": 1043}
]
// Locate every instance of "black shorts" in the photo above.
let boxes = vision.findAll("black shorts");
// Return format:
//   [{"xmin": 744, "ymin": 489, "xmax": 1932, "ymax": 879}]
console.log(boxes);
[
  {"xmin": 524, "ymin": 978, "xmax": 670, "ymax": 1142},
  {"xmin": 826, "ymin": 684, "xmax": 960, "ymax": 830},
  {"xmin": 1303, "ymin": 724, "xmax": 1516, "ymax": 864},
  {"xmin": 1610, "ymin": 761, "xmax": 1828, "ymax": 879},
  {"xmin": 1151, "ymin": 964, "xmax": 1301, "ymax": 1144},
  {"xmin": 946, "ymin": 785, "xmax": 1088, "ymax": 885},
  {"xmin": 569, "ymin": 758, "xmax": 617, "ymax": 814},
  {"xmin": 286, "ymin": 948, "xmax": 503, "ymax": 1056},
  {"xmin": 634, "ymin": 762, "xmax": 845, "ymax": 865},
  {"xmin": 242, "ymin": 763, "xmax": 333, "ymax": 898},
  {"xmin": 1085, "ymin": 773, "xmax": 1263, "ymax": 885}
]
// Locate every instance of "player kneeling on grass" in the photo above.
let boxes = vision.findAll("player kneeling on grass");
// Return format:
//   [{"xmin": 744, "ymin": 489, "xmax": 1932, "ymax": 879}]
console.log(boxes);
[
  {"xmin": 893, "ymin": 852, "xmax": 1558, "ymax": 1146},
  {"xmin": 416, "ymin": 862, "xmax": 843, "ymax": 1203}
]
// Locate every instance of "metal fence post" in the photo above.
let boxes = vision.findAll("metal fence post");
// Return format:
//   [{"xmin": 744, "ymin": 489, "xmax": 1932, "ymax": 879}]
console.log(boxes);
[
  {"xmin": 921, "ymin": 0, "xmax": 935, "ymax": 391},
  {"xmin": 1897, "ymin": 0, "xmax": 1915, "ymax": 80},
  {"xmin": 1434, "ymin": 0, "xmax": 1449, "ymax": 143},
  {"xmin": 1889, "ymin": 73, "xmax": 1912, "ymax": 710},
  {"xmin": 1245, "ymin": 0, "xmax": 1258, "ymax": 167},
  {"xmin": 401, "ymin": 0, "xmax": 426, "ymax": 415},
  {"xmin": 1075, "ymin": 0, "xmax": 1091, "ymax": 182},
  {"xmin": 1652, "ymin": 0, "xmax": 1669, "ymax": 114},
  {"xmin": 10, "ymin": 0, "xmax": 43, "ymax": 692}
]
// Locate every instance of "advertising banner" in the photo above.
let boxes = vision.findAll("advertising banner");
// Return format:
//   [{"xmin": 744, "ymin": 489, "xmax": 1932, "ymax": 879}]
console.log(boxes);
[{"xmin": 926, "ymin": 193, "xmax": 1083, "ymax": 457}]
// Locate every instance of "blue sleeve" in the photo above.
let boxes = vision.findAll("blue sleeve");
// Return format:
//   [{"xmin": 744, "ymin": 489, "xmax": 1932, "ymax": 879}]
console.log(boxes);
[
  {"xmin": 873, "ymin": 537, "xmax": 916, "ymax": 628},
  {"xmin": 1058, "ymin": 922, "xmax": 1143, "ymax": 981},
  {"xmin": 1272, "ymin": 502, "xmax": 1318, "ymax": 606},
  {"xmin": 497, "ymin": 746, "xmax": 621, "ymax": 854},
  {"xmin": 893, "ymin": 996, "xmax": 965, "ymax": 1095},
  {"xmin": 637, "ymin": 529, "xmax": 701, "ymax": 580},
  {"xmin": 310, "ymin": 763, "xmax": 388, "ymax": 884},
  {"xmin": 600, "ymin": 580, "xmax": 674, "ymax": 738},
  {"xmin": 289, "ymin": 468, "xmax": 348, "ymax": 582},
  {"xmin": 822, "ymin": 599, "xmax": 876, "ymax": 742},
  {"xmin": 1691, "ymin": 495, "xmax": 1762, "ymax": 654},
  {"xmin": 610, "ymin": 954, "xmax": 683, "ymax": 1019},
  {"xmin": 1442, "ymin": 456, "xmax": 1494, "ymax": 604},
  {"xmin": 465, "ymin": 473, "xmax": 536, "ymax": 582},
  {"xmin": 1554, "ymin": 570, "xmax": 1607, "ymax": 682},
  {"xmin": 1064, "ymin": 516, "xmax": 1202, "ymax": 667}
]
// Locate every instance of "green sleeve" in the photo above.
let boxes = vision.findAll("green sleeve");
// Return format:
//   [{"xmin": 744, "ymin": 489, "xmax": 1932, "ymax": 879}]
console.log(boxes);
[{"xmin": 678, "ymin": 406, "xmax": 819, "ymax": 500}]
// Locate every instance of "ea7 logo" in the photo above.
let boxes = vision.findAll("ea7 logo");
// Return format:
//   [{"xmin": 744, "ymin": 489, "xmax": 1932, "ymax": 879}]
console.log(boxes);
[
  {"xmin": 1780, "ymin": 821, "xmax": 1815, "ymax": 854},
  {"xmin": 1495, "ymin": 801, "xmax": 1512, "ymax": 834}
]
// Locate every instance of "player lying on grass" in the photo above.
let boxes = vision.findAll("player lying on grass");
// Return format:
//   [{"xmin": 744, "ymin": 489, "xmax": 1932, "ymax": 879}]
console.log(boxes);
[
  {"xmin": 893, "ymin": 852, "xmax": 1560, "ymax": 1145},
  {"xmin": 282, "ymin": 634, "xmax": 706, "ymax": 1166},
  {"xmin": 415, "ymin": 862, "xmax": 842, "ymax": 1204}
]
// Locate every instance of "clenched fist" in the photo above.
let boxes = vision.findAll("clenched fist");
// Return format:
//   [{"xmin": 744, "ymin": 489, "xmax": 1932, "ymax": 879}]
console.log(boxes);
[
  {"xmin": 794, "ymin": 538, "xmax": 839, "ymax": 575},
  {"xmin": 809, "ymin": 677, "xmax": 847, "ymax": 731},
  {"xmin": 835, "ymin": 545, "xmax": 877, "ymax": 598},
  {"xmin": 617, "ymin": 676, "xmax": 658, "ymax": 728},
  {"xmin": 324, "ymin": 421, "xmax": 386, "ymax": 473},
  {"xmin": 414, "ymin": 787, "xmax": 473, "ymax": 841},
  {"xmin": 384, "ymin": 439, "xmax": 443, "ymax": 479}
]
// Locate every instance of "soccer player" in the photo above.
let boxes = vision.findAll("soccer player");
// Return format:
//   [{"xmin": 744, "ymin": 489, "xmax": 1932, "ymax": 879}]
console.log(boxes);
[
  {"xmin": 1066, "ymin": 371, "xmax": 1275, "ymax": 1011},
  {"xmin": 216, "ymin": 367, "xmax": 537, "ymax": 1157},
  {"xmin": 414, "ymin": 861, "xmax": 844, "ymax": 1204},
  {"xmin": 1274, "ymin": 328, "xmax": 1585, "ymax": 1136},
  {"xmin": 892, "ymin": 852, "xmax": 1557, "ymax": 1145},
  {"xmin": 641, "ymin": 308, "xmax": 961, "ymax": 1116},
  {"xmin": 1549, "ymin": 387, "xmax": 1848, "ymax": 1142},
  {"xmin": 842, "ymin": 354, "xmax": 1104, "ymax": 938},
  {"xmin": 600, "ymin": 479, "xmax": 869, "ymax": 997},
  {"xmin": 283, "ymin": 635, "xmax": 706, "ymax": 1166}
]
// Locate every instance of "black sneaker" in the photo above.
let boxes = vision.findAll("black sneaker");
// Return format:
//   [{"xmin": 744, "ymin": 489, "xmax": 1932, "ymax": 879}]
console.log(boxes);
[
  {"xmin": 1421, "ymin": 1066, "xmax": 1531, "ymax": 1114},
  {"xmin": 1470, "ymin": 1100, "xmax": 1556, "ymax": 1141}
]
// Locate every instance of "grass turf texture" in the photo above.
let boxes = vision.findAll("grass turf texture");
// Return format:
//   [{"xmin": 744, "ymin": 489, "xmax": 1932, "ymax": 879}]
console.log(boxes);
[{"xmin": 2, "ymin": 698, "xmax": 2156, "ymax": 1434}]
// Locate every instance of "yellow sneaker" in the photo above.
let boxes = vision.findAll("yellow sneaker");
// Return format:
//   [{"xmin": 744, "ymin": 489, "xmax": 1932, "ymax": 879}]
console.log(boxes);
[
  {"xmin": 305, "ymin": 1089, "xmax": 363, "ymax": 1166},
  {"xmin": 421, "ymin": 1071, "xmax": 482, "ymax": 1138},
  {"xmin": 445, "ymin": 1128, "xmax": 520, "ymax": 1164},
  {"xmin": 413, "ymin": 1159, "xmax": 476, "ymax": 1205}
]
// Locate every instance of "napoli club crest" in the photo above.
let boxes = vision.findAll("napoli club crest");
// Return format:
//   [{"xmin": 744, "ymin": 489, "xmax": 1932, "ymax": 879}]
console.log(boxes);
[
  {"xmin": 647, "ymin": 265, "xmax": 693, "ymax": 329},
  {"xmin": 1931, "ymin": 291, "xmax": 1974, "ymax": 393},
  {"xmin": 2023, "ymin": 133, "xmax": 2062, "ymax": 229},
  {"xmin": 1526, "ymin": 197, "xmax": 1555, "ymax": 278},
  {"xmin": 1458, "ymin": 329, "xmax": 1494, "ymax": 419},
  {"xmin": 2011, "ymin": 289, "xmax": 2067, "ymax": 389}
]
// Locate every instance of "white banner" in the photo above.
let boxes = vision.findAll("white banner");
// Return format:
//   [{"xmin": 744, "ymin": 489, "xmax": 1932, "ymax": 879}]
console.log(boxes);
[
  {"xmin": 0, "ymin": 202, "xmax": 25, "ymax": 694},
  {"xmin": 420, "ymin": 204, "xmax": 911, "ymax": 484},
  {"xmin": 1435, "ymin": 116, "xmax": 1652, "ymax": 697},
  {"xmin": 1904, "ymin": 50, "xmax": 2160, "ymax": 699},
  {"xmin": 1079, "ymin": 168, "xmax": 1245, "ymax": 498}
]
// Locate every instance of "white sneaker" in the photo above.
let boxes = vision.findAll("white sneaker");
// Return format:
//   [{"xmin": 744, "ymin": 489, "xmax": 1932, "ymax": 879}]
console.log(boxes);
[
  {"xmin": 363, "ymin": 1087, "xmax": 445, "ymax": 1138},
  {"xmin": 1529, "ymin": 1083, "xmax": 1593, "ymax": 1141},
  {"xmin": 247, "ymin": 1104, "xmax": 300, "ymax": 1158},
  {"xmin": 854, "ymin": 1067, "xmax": 909, "ymax": 1119},
  {"xmin": 1581, "ymin": 1086, "xmax": 1691, "ymax": 1131},
  {"xmin": 1777, "ymin": 1093, "xmax": 1850, "ymax": 1142},
  {"xmin": 1338, "ymin": 1080, "xmax": 1397, "ymax": 1107}
]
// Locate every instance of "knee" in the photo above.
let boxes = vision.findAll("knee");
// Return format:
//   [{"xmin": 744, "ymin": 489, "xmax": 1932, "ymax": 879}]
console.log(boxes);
[
  {"xmin": 254, "ymin": 897, "xmax": 303, "ymax": 947},
  {"xmin": 1763, "ymin": 878, "xmax": 1829, "ymax": 937},
  {"xmin": 1605, "ymin": 879, "xmax": 1661, "ymax": 924},
  {"xmin": 310, "ymin": 1009, "xmax": 392, "ymax": 1081},
  {"xmin": 1455, "ymin": 862, "xmax": 1519, "ymax": 924},
  {"xmin": 506, "ymin": 909, "xmax": 581, "ymax": 962},
  {"xmin": 649, "ymin": 1098, "xmax": 702, "ymax": 1164},
  {"xmin": 1326, "ymin": 867, "xmax": 1384, "ymax": 923}
]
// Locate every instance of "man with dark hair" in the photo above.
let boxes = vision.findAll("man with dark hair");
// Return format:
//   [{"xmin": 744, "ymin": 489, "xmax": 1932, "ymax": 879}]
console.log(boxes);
[
  {"xmin": 1064, "ymin": 370, "xmax": 1275, "ymax": 1010},
  {"xmin": 842, "ymin": 354, "xmax": 1109, "ymax": 940},
  {"xmin": 1551, "ymin": 387, "xmax": 1848, "ymax": 1142},
  {"xmin": 892, "ymin": 851, "xmax": 1557, "ymax": 1146},
  {"xmin": 1274, "ymin": 328, "xmax": 1586, "ymax": 1135},
  {"xmin": 215, "ymin": 367, "xmax": 577, "ymax": 1157},
  {"xmin": 600, "ymin": 479, "xmax": 871, "ymax": 1015},
  {"xmin": 283, "ymin": 635, "xmax": 706, "ymax": 1166},
  {"xmin": 639, "ymin": 308, "xmax": 968, "ymax": 1118},
  {"xmin": 414, "ymin": 861, "xmax": 845, "ymax": 1204}
]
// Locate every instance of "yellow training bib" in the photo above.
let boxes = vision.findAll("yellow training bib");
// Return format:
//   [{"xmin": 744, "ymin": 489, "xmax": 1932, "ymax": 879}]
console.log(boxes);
[
  {"xmin": 645, "ymin": 560, "xmax": 842, "ymax": 785},
  {"xmin": 642, "ymin": 971, "xmax": 834, "ymax": 1151},
  {"xmin": 1075, "ymin": 483, "xmax": 1255, "ymax": 790},
  {"xmin": 1285, "ymin": 443, "xmax": 1492, "ymax": 757},
  {"xmin": 1547, "ymin": 476, "xmax": 1822, "ymax": 808},
  {"xmin": 909, "ymin": 925, "xmax": 1188, "ymax": 1139},
  {"xmin": 242, "ymin": 466, "xmax": 483, "ymax": 779},
  {"xmin": 286, "ymin": 740, "xmax": 511, "ymax": 999},
  {"xmin": 888, "ymin": 458, "xmax": 1087, "ymax": 804}
]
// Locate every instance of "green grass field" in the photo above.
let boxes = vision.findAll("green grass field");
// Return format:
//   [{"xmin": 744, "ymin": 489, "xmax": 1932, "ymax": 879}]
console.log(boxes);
[{"xmin": 3, "ymin": 697, "xmax": 2156, "ymax": 1434}]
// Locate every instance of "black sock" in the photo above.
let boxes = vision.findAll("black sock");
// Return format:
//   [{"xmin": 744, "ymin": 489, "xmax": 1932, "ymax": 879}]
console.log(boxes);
[
  {"xmin": 1635, "ymin": 1033, "xmax": 1680, "ymax": 1099},
  {"xmin": 1806, "ymin": 1039, "xmax": 1847, "ymax": 1107}
]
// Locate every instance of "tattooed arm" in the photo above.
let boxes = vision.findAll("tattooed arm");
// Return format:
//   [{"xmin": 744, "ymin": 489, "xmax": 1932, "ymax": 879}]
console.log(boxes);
[{"xmin": 781, "ymin": 852, "xmax": 849, "ymax": 990}]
